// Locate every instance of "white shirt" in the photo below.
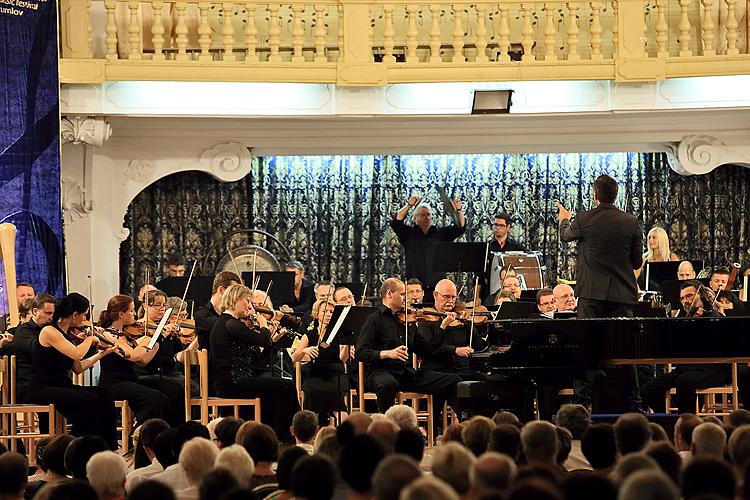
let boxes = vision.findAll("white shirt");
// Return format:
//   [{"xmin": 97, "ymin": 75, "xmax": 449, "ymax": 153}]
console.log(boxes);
[
  {"xmin": 126, "ymin": 458, "xmax": 164, "ymax": 493},
  {"xmin": 563, "ymin": 441, "xmax": 593, "ymax": 471},
  {"xmin": 151, "ymin": 463, "xmax": 190, "ymax": 492},
  {"xmin": 297, "ymin": 443, "xmax": 314, "ymax": 455},
  {"xmin": 175, "ymin": 485, "xmax": 199, "ymax": 500}
]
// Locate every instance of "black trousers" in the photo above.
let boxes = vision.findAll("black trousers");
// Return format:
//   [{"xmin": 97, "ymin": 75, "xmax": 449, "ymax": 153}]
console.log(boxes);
[
  {"xmin": 102, "ymin": 380, "xmax": 169, "ymax": 427},
  {"xmin": 137, "ymin": 375, "xmax": 187, "ymax": 426},
  {"xmin": 641, "ymin": 366, "xmax": 729, "ymax": 414},
  {"xmin": 575, "ymin": 298, "xmax": 641, "ymax": 410},
  {"xmin": 217, "ymin": 376, "xmax": 300, "ymax": 442},
  {"xmin": 367, "ymin": 368, "xmax": 459, "ymax": 416},
  {"xmin": 26, "ymin": 384, "xmax": 118, "ymax": 450}
]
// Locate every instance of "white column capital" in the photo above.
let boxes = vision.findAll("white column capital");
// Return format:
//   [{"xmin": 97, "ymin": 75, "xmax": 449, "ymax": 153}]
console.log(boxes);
[
  {"xmin": 666, "ymin": 134, "xmax": 750, "ymax": 175},
  {"xmin": 61, "ymin": 116, "xmax": 112, "ymax": 147}
]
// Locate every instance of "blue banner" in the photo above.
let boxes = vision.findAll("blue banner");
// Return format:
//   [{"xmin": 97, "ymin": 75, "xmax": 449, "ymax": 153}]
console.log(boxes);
[{"xmin": 1, "ymin": 0, "xmax": 65, "ymax": 312}]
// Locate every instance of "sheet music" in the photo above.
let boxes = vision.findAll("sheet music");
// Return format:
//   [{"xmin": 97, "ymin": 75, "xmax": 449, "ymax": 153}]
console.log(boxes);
[
  {"xmin": 147, "ymin": 307, "xmax": 173, "ymax": 350},
  {"xmin": 323, "ymin": 305, "xmax": 351, "ymax": 346}
]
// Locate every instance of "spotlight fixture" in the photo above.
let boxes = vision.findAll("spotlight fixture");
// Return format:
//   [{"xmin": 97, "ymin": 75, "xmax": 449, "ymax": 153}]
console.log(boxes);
[{"xmin": 471, "ymin": 89, "xmax": 513, "ymax": 114}]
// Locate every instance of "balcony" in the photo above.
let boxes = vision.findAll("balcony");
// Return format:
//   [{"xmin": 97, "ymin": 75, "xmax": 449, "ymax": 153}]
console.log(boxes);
[{"xmin": 59, "ymin": 0, "xmax": 750, "ymax": 85}]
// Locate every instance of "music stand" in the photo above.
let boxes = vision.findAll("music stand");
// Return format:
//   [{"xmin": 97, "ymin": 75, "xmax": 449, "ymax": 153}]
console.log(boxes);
[
  {"xmin": 242, "ymin": 271, "xmax": 296, "ymax": 305},
  {"xmin": 322, "ymin": 305, "xmax": 378, "ymax": 347},
  {"xmin": 433, "ymin": 242, "xmax": 489, "ymax": 276},
  {"xmin": 334, "ymin": 282, "xmax": 365, "ymax": 301},
  {"xmin": 488, "ymin": 302, "xmax": 538, "ymax": 320},
  {"xmin": 154, "ymin": 276, "xmax": 213, "ymax": 310},
  {"xmin": 644, "ymin": 260, "xmax": 703, "ymax": 291}
]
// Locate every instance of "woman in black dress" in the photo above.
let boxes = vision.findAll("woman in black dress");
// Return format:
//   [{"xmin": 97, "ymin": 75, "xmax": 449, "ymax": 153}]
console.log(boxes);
[
  {"xmin": 25, "ymin": 293, "xmax": 118, "ymax": 449},
  {"xmin": 210, "ymin": 284, "xmax": 300, "ymax": 442},
  {"xmin": 291, "ymin": 298, "xmax": 348, "ymax": 423}
]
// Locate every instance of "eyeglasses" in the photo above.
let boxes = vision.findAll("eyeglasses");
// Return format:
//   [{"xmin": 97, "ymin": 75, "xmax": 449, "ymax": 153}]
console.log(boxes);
[
  {"xmin": 557, "ymin": 294, "xmax": 575, "ymax": 301},
  {"xmin": 492, "ymin": 223, "xmax": 508, "ymax": 228},
  {"xmin": 435, "ymin": 292, "xmax": 457, "ymax": 301},
  {"xmin": 150, "ymin": 303, "xmax": 167, "ymax": 309}
]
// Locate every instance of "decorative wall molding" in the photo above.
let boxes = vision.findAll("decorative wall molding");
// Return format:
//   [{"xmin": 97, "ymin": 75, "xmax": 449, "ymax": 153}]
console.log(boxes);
[
  {"xmin": 60, "ymin": 116, "xmax": 112, "ymax": 146},
  {"xmin": 123, "ymin": 159, "xmax": 157, "ymax": 184},
  {"xmin": 61, "ymin": 175, "xmax": 92, "ymax": 221},
  {"xmin": 198, "ymin": 142, "xmax": 254, "ymax": 182},
  {"xmin": 666, "ymin": 135, "xmax": 750, "ymax": 175}
]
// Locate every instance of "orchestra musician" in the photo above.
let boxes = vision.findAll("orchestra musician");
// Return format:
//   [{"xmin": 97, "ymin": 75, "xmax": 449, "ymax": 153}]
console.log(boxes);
[
  {"xmin": 552, "ymin": 284, "xmax": 576, "ymax": 312},
  {"xmin": 194, "ymin": 271, "xmax": 241, "ymax": 350},
  {"xmin": 356, "ymin": 278, "xmax": 460, "ymax": 417},
  {"xmin": 535, "ymin": 288, "xmax": 555, "ymax": 317},
  {"xmin": 485, "ymin": 275, "xmax": 522, "ymax": 306},
  {"xmin": 640, "ymin": 280, "xmax": 729, "ymax": 414},
  {"xmin": 482, "ymin": 213, "xmax": 527, "ymax": 302},
  {"xmin": 405, "ymin": 279, "xmax": 425, "ymax": 306},
  {"xmin": 0, "ymin": 282, "xmax": 35, "ymax": 333},
  {"xmin": 24, "ymin": 293, "xmax": 118, "ymax": 449},
  {"xmin": 248, "ymin": 289, "xmax": 294, "ymax": 379},
  {"xmin": 558, "ymin": 174, "xmax": 643, "ymax": 413},
  {"xmin": 135, "ymin": 290, "xmax": 187, "ymax": 389},
  {"xmin": 333, "ymin": 287, "xmax": 356, "ymax": 305},
  {"xmin": 635, "ymin": 227, "xmax": 680, "ymax": 287},
  {"xmin": 210, "ymin": 284, "xmax": 300, "ymax": 442},
  {"xmin": 165, "ymin": 254, "xmax": 186, "ymax": 277},
  {"xmin": 709, "ymin": 267, "xmax": 732, "ymax": 292},
  {"xmin": 391, "ymin": 195, "xmax": 466, "ymax": 295},
  {"xmin": 291, "ymin": 298, "xmax": 348, "ymax": 423},
  {"xmin": 12, "ymin": 293, "xmax": 56, "ymax": 404},
  {"xmin": 677, "ymin": 261, "xmax": 697, "ymax": 280},
  {"xmin": 282, "ymin": 261, "xmax": 315, "ymax": 313}
]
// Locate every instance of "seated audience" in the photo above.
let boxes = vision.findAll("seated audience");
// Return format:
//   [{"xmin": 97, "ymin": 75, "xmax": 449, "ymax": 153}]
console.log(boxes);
[
  {"xmin": 384, "ymin": 404, "xmax": 418, "ymax": 430},
  {"xmin": 394, "ymin": 427, "xmax": 425, "ymax": 463},
  {"xmin": 400, "ymin": 476, "xmax": 460, "ymax": 500},
  {"xmin": 556, "ymin": 404, "xmax": 592, "ymax": 471},
  {"xmin": 728, "ymin": 425, "xmax": 750, "ymax": 477},
  {"xmin": 372, "ymin": 454, "xmax": 422, "ymax": 500},
  {"xmin": 65, "ymin": 435, "xmax": 109, "ymax": 480},
  {"xmin": 647, "ymin": 422, "xmax": 669, "ymax": 442},
  {"xmin": 555, "ymin": 426, "xmax": 572, "ymax": 471},
  {"xmin": 681, "ymin": 457, "xmax": 736, "ymax": 499},
  {"xmin": 581, "ymin": 424, "xmax": 617, "ymax": 477},
  {"xmin": 338, "ymin": 434, "xmax": 386, "ymax": 498},
  {"xmin": 673, "ymin": 413, "xmax": 702, "ymax": 463},
  {"xmin": 128, "ymin": 480, "xmax": 177, "ymax": 500},
  {"xmin": 461, "ymin": 416, "xmax": 494, "ymax": 457},
  {"xmin": 86, "ymin": 451, "xmax": 128, "ymax": 500},
  {"xmin": 127, "ymin": 418, "xmax": 170, "ymax": 492},
  {"xmin": 267, "ymin": 446, "xmax": 309, "ymax": 500},
  {"xmin": 561, "ymin": 472, "xmax": 617, "ymax": 500},
  {"xmin": 492, "ymin": 411, "xmax": 521, "ymax": 428},
  {"xmin": 431, "ymin": 442, "xmax": 476, "ymax": 497},
  {"xmin": 728, "ymin": 409, "xmax": 750, "ymax": 428},
  {"xmin": 152, "ymin": 422, "xmax": 210, "ymax": 492},
  {"xmin": 291, "ymin": 410, "xmax": 319, "ymax": 454},
  {"xmin": 506, "ymin": 478, "xmax": 563, "ymax": 500},
  {"xmin": 214, "ymin": 445, "xmax": 254, "ymax": 489},
  {"xmin": 0, "ymin": 452, "xmax": 28, "ymax": 500},
  {"xmin": 213, "ymin": 417, "xmax": 244, "ymax": 450},
  {"xmin": 469, "ymin": 452, "xmax": 516, "ymax": 495},
  {"xmin": 691, "ymin": 421, "xmax": 727, "ymax": 459},
  {"xmin": 521, "ymin": 421, "xmax": 558, "ymax": 469},
  {"xmin": 290, "ymin": 455, "xmax": 336, "ymax": 500},
  {"xmin": 26, "ymin": 434, "xmax": 75, "ymax": 498},
  {"xmin": 488, "ymin": 424, "xmax": 522, "ymax": 461},
  {"xmin": 197, "ymin": 469, "xmax": 238, "ymax": 500},
  {"xmin": 644, "ymin": 441, "xmax": 682, "ymax": 485},
  {"xmin": 612, "ymin": 453, "xmax": 660, "ymax": 484},
  {"xmin": 238, "ymin": 424, "xmax": 278, "ymax": 488},
  {"xmin": 176, "ymin": 437, "xmax": 219, "ymax": 500},
  {"xmin": 618, "ymin": 470, "xmax": 679, "ymax": 500},
  {"xmin": 613, "ymin": 413, "xmax": 651, "ymax": 455}
]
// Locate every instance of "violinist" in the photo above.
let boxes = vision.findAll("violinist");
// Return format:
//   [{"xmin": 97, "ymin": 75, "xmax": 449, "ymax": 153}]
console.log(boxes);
[
  {"xmin": 97, "ymin": 295, "xmax": 184, "ymax": 426},
  {"xmin": 356, "ymin": 278, "xmax": 460, "ymax": 415},
  {"xmin": 417, "ymin": 279, "xmax": 489, "ymax": 381},
  {"xmin": 291, "ymin": 298, "xmax": 348, "ymax": 423},
  {"xmin": 484, "ymin": 275, "xmax": 522, "ymax": 306},
  {"xmin": 281, "ymin": 261, "xmax": 315, "ymax": 313},
  {"xmin": 709, "ymin": 267, "xmax": 732, "ymax": 293},
  {"xmin": 24, "ymin": 293, "xmax": 118, "ymax": 449},
  {"xmin": 641, "ymin": 280, "xmax": 729, "ymax": 414},
  {"xmin": 194, "ymin": 271, "xmax": 241, "ymax": 350},
  {"xmin": 13, "ymin": 293, "xmax": 56, "ymax": 404},
  {"xmin": 210, "ymin": 284, "xmax": 300, "ymax": 442},
  {"xmin": 405, "ymin": 279, "xmax": 425, "ymax": 306},
  {"xmin": 249, "ymin": 289, "xmax": 295, "ymax": 378}
]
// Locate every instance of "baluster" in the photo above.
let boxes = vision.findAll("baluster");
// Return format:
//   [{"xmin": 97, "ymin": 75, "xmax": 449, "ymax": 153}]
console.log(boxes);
[
  {"xmin": 152, "ymin": 0, "xmax": 165, "ymax": 60},
  {"xmin": 222, "ymin": 2, "xmax": 236, "ymax": 60},
  {"xmin": 383, "ymin": 4, "xmax": 396, "ymax": 63},
  {"xmin": 338, "ymin": 4, "xmax": 345, "ymax": 61},
  {"xmin": 611, "ymin": 0, "xmax": 618, "ymax": 57},
  {"xmin": 498, "ymin": 3, "xmax": 510, "ymax": 61},
  {"xmin": 589, "ymin": 1, "xmax": 602, "ymax": 59},
  {"xmin": 655, "ymin": 0, "xmax": 668, "ymax": 56},
  {"xmin": 198, "ymin": 2, "xmax": 212, "ymax": 60},
  {"xmin": 521, "ymin": 3, "xmax": 534, "ymax": 61},
  {"xmin": 406, "ymin": 4, "xmax": 419, "ymax": 62},
  {"xmin": 245, "ymin": 2, "xmax": 259, "ymax": 62},
  {"xmin": 699, "ymin": 0, "xmax": 714, "ymax": 55},
  {"xmin": 544, "ymin": 3, "xmax": 557, "ymax": 61},
  {"xmin": 314, "ymin": 4, "xmax": 327, "ymax": 62},
  {"xmin": 451, "ymin": 4, "xmax": 465, "ymax": 61},
  {"xmin": 127, "ymin": 0, "xmax": 142, "ymax": 59},
  {"xmin": 291, "ymin": 3, "xmax": 305, "ymax": 62},
  {"xmin": 104, "ymin": 0, "xmax": 118, "ymax": 58},
  {"xmin": 87, "ymin": 0, "xmax": 93, "ymax": 57},
  {"xmin": 175, "ymin": 1, "xmax": 189, "ymax": 60},
  {"xmin": 268, "ymin": 3, "xmax": 281, "ymax": 62},
  {"xmin": 677, "ymin": 0, "xmax": 691, "ymax": 56},
  {"xmin": 726, "ymin": 0, "xmax": 739, "ymax": 55},
  {"xmin": 429, "ymin": 4, "xmax": 442, "ymax": 62},
  {"xmin": 565, "ymin": 2, "xmax": 579, "ymax": 60},
  {"xmin": 475, "ymin": 3, "xmax": 488, "ymax": 62}
]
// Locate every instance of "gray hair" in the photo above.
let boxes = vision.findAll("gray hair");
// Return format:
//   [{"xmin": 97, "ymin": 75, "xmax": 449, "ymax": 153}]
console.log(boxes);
[
  {"xmin": 385, "ymin": 405, "xmax": 418, "ymax": 430},
  {"xmin": 431, "ymin": 442, "xmax": 475, "ymax": 494},
  {"xmin": 521, "ymin": 421, "xmax": 558, "ymax": 463},
  {"xmin": 692, "ymin": 422, "xmax": 727, "ymax": 457},
  {"xmin": 180, "ymin": 437, "xmax": 219, "ymax": 485},
  {"xmin": 556, "ymin": 404, "xmax": 591, "ymax": 440},
  {"xmin": 613, "ymin": 452, "xmax": 659, "ymax": 485},
  {"xmin": 617, "ymin": 470, "xmax": 679, "ymax": 500},
  {"xmin": 469, "ymin": 452, "xmax": 516, "ymax": 491},
  {"xmin": 215, "ymin": 444, "xmax": 255, "ymax": 488},
  {"xmin": 86, "ymin": 451, "xmax": 127, "ymax": 499},
  {"xmin": 399, "ymin": 475, "xmax": 459, "ymax": 500}
]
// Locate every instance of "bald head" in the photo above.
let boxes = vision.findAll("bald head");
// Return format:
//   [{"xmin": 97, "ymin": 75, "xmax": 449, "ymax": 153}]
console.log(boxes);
[
  {"xmin": 414, "ymin": 205, "xmax": 433, "ymax": 231},
  {"xmin": 470, "ymin": 452, "xmax": 516, "ymax": 492},
  {"xmin": 553, "ymin": 284, "xmax": 576, "ymax": 312},
  {"xmin": 677, "ymin": 261, "xmax": 696, "ymax": 280},
  {"xmin": 434, "ymin": 279, "xmax": 458, "ymax": 311}
]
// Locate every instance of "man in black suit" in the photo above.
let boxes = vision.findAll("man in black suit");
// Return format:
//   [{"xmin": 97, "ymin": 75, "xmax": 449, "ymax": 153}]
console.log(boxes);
[{"xmin": 557, "ymin": 174, "xmax": 644, "ymax": 411}]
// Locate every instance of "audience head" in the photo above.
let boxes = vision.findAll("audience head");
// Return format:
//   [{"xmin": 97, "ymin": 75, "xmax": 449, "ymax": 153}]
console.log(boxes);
[
  {"xmin": 614, "ymin": 413, "xmax": 651, "ymax": 455},
  {"xmin": 127, "ymin": 480, "xmax": 176, "ymax": 500},
  {"xmin": 314, "ymin": 426, "xmax": 337, "ymax": 453},
  {"xmin": 555, "ymin": 426, "xmax": 572, "ymax": 466},
  {"xmin": 240, "ymin": 423, "xmax": 278, "ymax": 463},
  {"xmin": 674, "ymin": 413, "xmax": 702, "ymax": 451},
  {"xmin": 180, "ymin": 437, "xmax": 219, "ymax": 486},
  {"xmin": 214, "ymin": 444, "xmax": 254, "ymax": 488},
  {"xmin": 728, "ymin": 409, "xmax": 750, "ymax": 428},
  {"xmin": 682, "ymin": 457, "xmax": 735, "ymax": 499},
  {"xmin": 521, "ymin": 421, "xmax": 558, "ymax": 466},
  {"xmin": 64, "ymin": 435, "xmax": 108, "ymax": 479},
  {"xmin": 386, "ymin": 404, "xmax": 419, "ymax": 430},
  {"xmin": 489, "ymin": 424, "xmax": 522, "ymax": 461},
  {"xmin": 431, "ymin": 441, "xmax": 476, "ymax": 495},
  {"xmin": 152, "ymin": 428, "xmax": 179, "ymax": 468},
  {"xmin": 647, "ymin": 422, "xmax": 669, "ymax": 442},
  {"xmin": 291, "ymin": 455, "xmax": 337, "ymax": 500},
  {"xmin": 617, "ymin": 470, "xmax": 679, "ymax": 500},
  {"xmin": 470, "ymin": 452, "xmax": 516, "ymax": 493},
  {"xmin": 612, "ymin": 453, "xmax": 659, "ymax": 484},
  {"xmin": 291, "ymin": 410, "xmax": 319, "ymax": 444},
  {"xmin": 507, "ymin": 477, "xmax": 564, "ymax": 500},
  {"xmin": 461, "ymin": 416, "xmax": 495, "ymax": 457},
  {"xmin": 556, "ymin": 404, "xmax": 591, "ymax": 440},
  {"xmin": 86, "ymin": 451, "xmax": 127, "ymax": 500},
  {"xmin": 44, "ymin": 434, "xmax": 76, "ymax": 476},
  {"xmin": 400, "ymin": 475, "xmax": 460, "ymax": 500},
  {"xmin": 394, "ymin": 427, "xmax": 425, "ymax": 463},
  {"xmin": 562, "ymin": 472, "xmax": 617, "ymax": 500},
  {"xmin": 345, "ymin": 412, "xmax": 373, "ymax": 435},
  {"xmin": 0, "ymin": 451, "xmax": 28, "ymax": 499},
  {"xmin": 368, "ymin": 417, "xmax": 400, "ymax": 451},
  {"xmin": 198, "ymin": 468, "xmax": 238, "ymax": 500},
  {"xmin": 692, "ymin": 422, "xmax": 727, "ymax": 458},
  {"xmin": 46, "ymin": 479, "xmax": 99, "ymax": 500},
  {"xmin": 492, "ymin": 410, "xmax": 521, "ymax": 427},
  {"xmin": 339, "ymin": 434, "xmax": 386, "ymax": 494},
  {"xmin": 276, "ymin": 445, "xmax": 309, "ymax": 491},
  {"xmin": 372, "ymin": 454, "xmax": 422, "ymax": 500},
  {"xmin": 644, "ymin": 441, "xmax": 682, "ymax": 485},
  {"xmin": 213, "ymin": 417, "xmax": 244, "ymax": 449},
  {"xmin": 728, "ymin": 424, "xmax": 750, "ymax": 473},
  {"xmin": 443, "ymin": 423, "xmax": 465, "ymax": 445},
  {"xmin": 582, "ymin": 423, "xmax": 617, "ymax": 471}
]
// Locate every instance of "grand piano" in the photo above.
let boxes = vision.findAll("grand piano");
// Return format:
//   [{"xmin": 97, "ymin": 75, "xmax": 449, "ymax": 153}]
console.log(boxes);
[{"xmin": 474, "ymin": 316, "xmax": 750, "ymax": 375}]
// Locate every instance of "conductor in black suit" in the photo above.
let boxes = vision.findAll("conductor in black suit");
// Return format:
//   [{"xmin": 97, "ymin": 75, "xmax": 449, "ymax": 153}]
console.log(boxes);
[{"xmin": 557, "ymin": 174, "xmax": 644, "ymax": 411}]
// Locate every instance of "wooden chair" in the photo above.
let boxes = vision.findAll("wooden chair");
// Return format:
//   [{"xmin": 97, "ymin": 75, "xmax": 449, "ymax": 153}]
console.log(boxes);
[
  {"xmin": 397, "ymin": 391, "xmax": 434, "ymax": 446},
  {"xmin": 356, "ymin": 361, "xmax": 378, "ymax": 412},
  {"xmin": 664, "ymin": 363, "xmax": 739, "ymax": 416},
  {"xmin": 0, "ymin": 355, "xmax": 63, "ymax": 462},
  {"xmin": 184, "ymin": 349, "xmax": 261, "ymax": 424},
  {"xmin": 295, "ymin": 362, "xmax": 304, "ymax": 407}
]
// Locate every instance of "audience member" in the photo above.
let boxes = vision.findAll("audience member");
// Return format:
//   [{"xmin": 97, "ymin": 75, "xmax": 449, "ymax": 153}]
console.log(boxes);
[
  {"xmin": 647, "ymin": 422, "xmax": 669, "ymax": 442},
  {"xmin": 127, "ymin": 418, "xmax": 170, "ymax": 492},
  {"xmin": 291, "ymin": 410, "xmax": 319, "ymax": 454},
  {"xmin": 177, "ymin": 437, "xmax": 219, "ymax": 500},
  {"xmin": 488, "ymin": 424, "xmax": 522, "ymax": 461},
  {"xmin": 239, "ymin": 424, "xmax": 279, "ymax": 488},
  {"xmin": 290, "ymin": 455, "xmax": 336, "ymax": 500},
  {"xmin": 431, "ymin": 442, "xmax": 475, "ymax": 497},
  {"xmin": 556, "ymin": 404, "xmax": 592, "ymax": 471},
  {"xmin": 26, "ymin": 434, "xmax": 75, "ymax": 498},
  {"xmin": 345, "ymin": 412, "xmax": 373, "ymax": 435},
  {"xmin": 400, "ymin": 476, "xmax": 460, "ymax": 500},
  {"xmin": 394, "ymin": 427, "xmax": 425, "ymax": 463},
  {"xmin": 613, "ymin": 413, "xmax": 651, "ymax": 455},
  {"xmin": 86, "ymin": 451, "xmax": 127, "ymax": 500},
  {"xmin": 368, "ymin": 418, "xmax": 400, "ymax": 452},
  {"xmin": 197, "ymin": 468, "xmax": 238, "ymax": 500},
  {"xmin": 152, "ymin": 422, "xmax": 210, "ymax": 492},
  {"xmin": 127, "ymin": 480, "xmax": 177, "ymax": 500},
  {"xmin": 644, "ymin": 441, "xmax": 682, "ymax": 485},
  {"xmin": 233, "ymin": 421, "xmax": 260, "ymax": 447},
  {"xmin": 385, "ymin": 405, "xmax": 418, "ymax": 430},
  {"xmin": 729, "ymin": 425, "xmax": 750, "ymax": 477},
  {"xmin": 469, "ymin": 452, "xmax": 516, "ymax": 495},
  {"xmin": 442, "ymin": 423, "xmax": 465, "ymax": 445},
  {"xmin": 521, "ymin": 421, "xmax": 558, "ymax": 468},
  {"xmin": 214, "ymin": 445, "xmax": 254, "ymax": 488},
  {"xmin": 314, "ymin": 427, "xmax": 337, "ymax": 453},
  {"xmin": 612, "ymin": 453, "xmax": 659, "ymax": 484},
  {"xmin": 581, "ymin": 424, "xmax": 617, "ymax": 476},
  {"xmin": 339, "ymin": 434, "xmax": 386, "ymax": 497},
  {"xmin": 674, "ymin": 413, "xmax": 702, "ymax": 463},
  {"xmin": 728, "ymin": 409, "xmax": 750, "ymax": 428},
  {"xmin": 0, "ymin": 451, "xmax": 28, "ymax": 500},
  {"xmin": 492, "ymin": 411, "xmax": 521, "ymax": 428},
  {"xmin": 561, "ymin": 472, "xmax": 617, "ymax": 500},
  {"xmin": 617, "ymin": 470, "xmax": 679, "ymax": 500},
  {"xmin": 372, "ymin": 454, "xmax": 422, "ymax": 500},
  {"xmin": 271, "ymin": 446, "xmax": 309, "ymax": 500},
  {"xmin": 555, "ymin": 426, "xmax": 572, "ymax": 470},
  {"xmin": 692, "ymin": 422, "xmax": 727, "ymax": 458},
  {"xmin": 506, "ymin": 478, "xmax": 564, "ymax": 500},
  {"xmin": 64, "ymin": 435, "xmax": 109, "ymax": 480},
  {"xmin": 213, "ymin": 417, "xmax": 244, "ymax": 449},
  {"xmin": 461, "ymin": 416, "xmax": 494, "ymax": 457},
  {"xmin": 681, "ymin": 457, "xmax": 735, "ymax": 499},
  {"xmin": 46, "ymin": 479, "xmax": 99, "ymax": 500}
]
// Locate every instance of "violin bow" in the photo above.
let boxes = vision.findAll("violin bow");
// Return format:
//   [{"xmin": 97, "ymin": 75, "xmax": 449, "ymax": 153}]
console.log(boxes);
[
  {"xmin": 360, "ymin": 282, "xmax": 367, "ymax": 306},
  {"xmin": 468, "ymin": 277, "xmax": 479, "ymax": 348},
  {"xmin": 262, "ymin": 280, "xmax": 273, "ymax": 307},
  {"xmin": 227, "ymin": 245, "xmax": 245, "ymax": 285},
  {"xmin": 144, "ymin": 267, "xmax": 149, "ymax": 337},
  {"xmin": 403, "ymin": 277, "xmax": 409, "ymax": 356},
  {"xmin": 251, "ymin": 251, "xmax": 258, "ymax": 293},
  {"xmin": 175, "ymin": 260, "xmax": 198, "ymax": 325},
  {"xmin": 87, "ymin": 275, "xmax": 95, "ymax": 335},
  {"xmin": 316, "ymin": 285, "xmax": 335, "ymax": 348}
]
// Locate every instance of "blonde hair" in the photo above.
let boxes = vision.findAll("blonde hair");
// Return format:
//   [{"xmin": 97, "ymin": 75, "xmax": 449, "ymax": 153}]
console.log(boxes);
[
  {"xmin": 646, "ymin": 227, "xmax": 672, "ymax": 262},
  {"xmin": 311, "ymin": 298, "xmax": 336, "ymax": 319},
  {"xmin": 215, "ymin": 445, "xmax": 255, "ymax": 488},
  {"xmin": 220, "ymin": 284, "xmax": 252, "ymax": 313}
]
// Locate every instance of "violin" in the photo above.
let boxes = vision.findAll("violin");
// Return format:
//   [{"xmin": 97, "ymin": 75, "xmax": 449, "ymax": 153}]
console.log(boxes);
[
  {"xmin": 396, "ymin": 306, "xmax": 489, "ymax": 327},
  {"xmin": 252, "ymin": 304, "xmax": 301, "ymax": 328},
  {"xmin": 124, "ymin": 318, "xmax": 196, "ymax": 345},
  {"xmin": 68, "ymin": 322, "xmax": 128, "ymax": 358}
]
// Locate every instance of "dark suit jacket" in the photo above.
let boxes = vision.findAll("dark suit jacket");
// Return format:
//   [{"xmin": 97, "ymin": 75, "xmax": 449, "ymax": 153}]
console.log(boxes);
[{"xmin": 559, "ymin": 203, "xmax": 642, "ymax": 305}]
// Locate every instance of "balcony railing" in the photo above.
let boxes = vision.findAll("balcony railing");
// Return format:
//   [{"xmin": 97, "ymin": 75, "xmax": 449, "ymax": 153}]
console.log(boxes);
[{"xmin": 59, "ymin": 0, "xmax": 750, "ymax": 85}]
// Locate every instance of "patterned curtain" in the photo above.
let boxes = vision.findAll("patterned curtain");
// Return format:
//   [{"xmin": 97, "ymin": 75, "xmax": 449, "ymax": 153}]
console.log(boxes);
[{"xmin": 120, "ymin": 153, "xmax": 750, "ymax": 297}]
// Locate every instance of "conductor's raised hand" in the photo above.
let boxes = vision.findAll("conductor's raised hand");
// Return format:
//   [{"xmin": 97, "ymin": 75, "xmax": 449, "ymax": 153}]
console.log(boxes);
[
  {"xmin": 557, "ymin": 201, "xmax": 572, "ymax": 222},
  {"xmin": 408, "ymin": 195, "xmax": 421, "ymax": 207},
  {"xmin": 451, "ymin": 199, "xmax": 462, "ymax": 212}
]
